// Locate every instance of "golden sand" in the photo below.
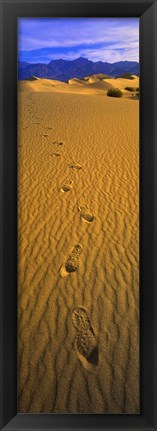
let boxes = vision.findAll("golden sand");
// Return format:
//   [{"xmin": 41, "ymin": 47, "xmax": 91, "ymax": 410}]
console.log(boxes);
[{"xmin": 18, "ymin": 75, "xmax": 139, "ymax": 413}]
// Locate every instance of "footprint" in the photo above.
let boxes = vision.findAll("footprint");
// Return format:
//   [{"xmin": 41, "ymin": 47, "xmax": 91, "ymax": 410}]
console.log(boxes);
[
  {"xmin": 72, "ymin": 306, "xmax": 91, "ymax": 331},
  {"xmin": 60, "ymin": 244, "xmax": 82, "ymax": 277},
  {"xmin": 43, "ymin": 134, "xmax": 48, "ymax": 137},
  {"xmin": 69, "ymin": 161, "xmax": 82, "ymax": 170},
  {"xmin": 51, "ymin": 152, "xmax": 61, "ymax": 157},
  {"xmin": 52, "ymin": 141, "xmax": 64, "ymax": 146},
  {"xmin": 60, "ymin": 180, "xmax": 73, "ymax": 193},
  {"xmin": 78, "ymin": 205, "xmax": 95, "ymax": 223},
  {"xmin": 71, "ymin": 307, "xmax": 99, "ymax": 366}
]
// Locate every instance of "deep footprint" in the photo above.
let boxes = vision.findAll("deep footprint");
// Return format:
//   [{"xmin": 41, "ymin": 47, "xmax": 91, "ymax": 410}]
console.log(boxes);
[
  {"xmin": 60, "ymin": 180, "xmax": 73, "ymax": 193},
  {"xmin": 69, "ymin": 162, "xmax": 82, "ymax": 170},
  {"xmin": 51, "ymin": 152, "xmax": 61, "ymax": 157},
  {"xmin": 60, "ymin": 244, "xmax": 82, "ymax": 276},
  {"xmin": 78, "ymin": 205, "xmax": 95, "ymax": 223},
  {"xmin": 71, "ymin": 307, "xmax": 99, "ymax": 366}
]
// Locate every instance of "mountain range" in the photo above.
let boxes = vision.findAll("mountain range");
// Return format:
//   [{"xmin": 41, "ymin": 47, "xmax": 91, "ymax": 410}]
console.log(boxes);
[{"xmin": 18, "ymin": 57, "xmax": 139, "ymax": 81}]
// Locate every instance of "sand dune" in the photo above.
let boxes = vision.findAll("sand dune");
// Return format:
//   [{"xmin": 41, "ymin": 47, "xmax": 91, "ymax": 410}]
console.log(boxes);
[
  {"xmin": 61, "ymin": 74, "xmax": 111, "ymax": 85},
  {"xmin": 104, "ymin": 75, "xmax": 139, "ymax": 93},
  {"xmin": 19, "ymin": 78, "xmax": 67, "ymax": 93},
  {"xmin": 27, "ymin": 75, "xmax": 39, "ymax": 81},
  {"xmin": 18, "ymin": 75, "xmax": 139, "ymax": 413},
  {"xmin": 19, "ymin": 74, "xmax": 139, "ymax": 96},
  {"xmin": 68, "ymin": 78, "xmax": 87, "ymax": 84}
]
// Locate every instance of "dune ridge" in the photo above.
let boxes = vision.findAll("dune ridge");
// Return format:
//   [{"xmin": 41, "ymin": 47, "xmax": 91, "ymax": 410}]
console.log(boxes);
[{"xmin": 18, "ymin": 75, "xmax": 139, "ymax": 413}]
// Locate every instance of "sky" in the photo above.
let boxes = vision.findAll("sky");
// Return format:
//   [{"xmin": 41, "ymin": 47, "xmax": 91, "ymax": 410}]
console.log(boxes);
[{"xmin": 18, "ymin": 18, "xmax": 139, "ymax": 64}]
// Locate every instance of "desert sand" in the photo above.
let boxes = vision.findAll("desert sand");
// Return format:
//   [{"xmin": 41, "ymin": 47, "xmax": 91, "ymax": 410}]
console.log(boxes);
[{"xmin": 18, "ymin": 74, "xmax": 139, "ymax": 413}]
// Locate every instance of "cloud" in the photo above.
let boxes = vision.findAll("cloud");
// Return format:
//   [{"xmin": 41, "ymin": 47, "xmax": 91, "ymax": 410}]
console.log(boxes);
[{"xmin": 18, "ymin": 18, "xmax": 139, "ymax": 63}]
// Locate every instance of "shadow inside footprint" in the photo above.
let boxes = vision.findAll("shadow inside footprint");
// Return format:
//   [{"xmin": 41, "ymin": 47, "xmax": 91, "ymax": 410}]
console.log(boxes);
[
  {"xmin": 69, "ymin": 162, "xmax": 82, "ymax": 170},
  {"xmin": 60, "ymin": 185, "xmax": 71, "ymax": 192},
  {"xmin": 86, "ymin": 345, "xmax": 99, "ymax": 366},
  {"xmin": 78, "ymin": 205, "xmax": 95, "ymax": 223},
  {"xmin": 60, "ymin": 244, "xmax": 82, "ymax": 276},
  {"xmin": 71, "ymin": 307, "xmax": 99, "ymax": 367}
]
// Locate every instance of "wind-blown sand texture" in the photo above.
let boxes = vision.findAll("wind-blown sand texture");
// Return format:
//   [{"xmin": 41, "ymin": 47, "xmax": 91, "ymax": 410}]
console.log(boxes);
[{"xmin": 18, "ymin": 75, "xmax": 139, "ymax": 413}]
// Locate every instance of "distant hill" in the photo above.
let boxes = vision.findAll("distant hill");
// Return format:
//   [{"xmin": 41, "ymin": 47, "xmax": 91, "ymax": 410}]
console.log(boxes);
[{"xmin": 18, "ymin": 57, "xmax": 139, "ymax": 81}]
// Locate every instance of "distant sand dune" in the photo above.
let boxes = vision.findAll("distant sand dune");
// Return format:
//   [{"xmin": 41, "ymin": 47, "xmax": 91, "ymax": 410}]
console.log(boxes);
[
  {"xmin": 19, "ymin": 74, "xmax": 139, "ymax": 96},
  {"xmin": 104, "ymin": 75, "xmax": 139, "ymax": 92},
  {"xmin": 68, "ymin": 78, "xmax": 87, "ymax": 85},
  {"xmin": 18, "ymin": 75, "xmax": 139, "ymax": 414},
  {"xmin": 27, "ymin": 75, "xmax": 39, "ymax": 81}
]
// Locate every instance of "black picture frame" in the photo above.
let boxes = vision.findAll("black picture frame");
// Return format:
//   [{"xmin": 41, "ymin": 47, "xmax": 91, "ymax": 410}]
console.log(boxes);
[{"xmin": 0, "ymin": 0, "xmax": 157, "ymax": 430}]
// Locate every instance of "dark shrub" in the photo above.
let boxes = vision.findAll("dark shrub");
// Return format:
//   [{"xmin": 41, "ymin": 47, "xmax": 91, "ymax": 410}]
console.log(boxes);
[{"xmin": 107, "ymin": 88, "xmax": 123, "ymax": 98}]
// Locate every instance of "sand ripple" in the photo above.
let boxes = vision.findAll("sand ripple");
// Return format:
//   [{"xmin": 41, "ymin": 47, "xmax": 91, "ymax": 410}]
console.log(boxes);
[{"xmin": 18, "ymin": 88, "xmax": 139, "ymax": 413}]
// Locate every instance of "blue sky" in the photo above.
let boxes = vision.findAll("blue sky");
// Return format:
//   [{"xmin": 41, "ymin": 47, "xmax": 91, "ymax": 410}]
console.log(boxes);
[{"xmin": 18, "ymin": 18, "xmax": 139, "ymax": 64}]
